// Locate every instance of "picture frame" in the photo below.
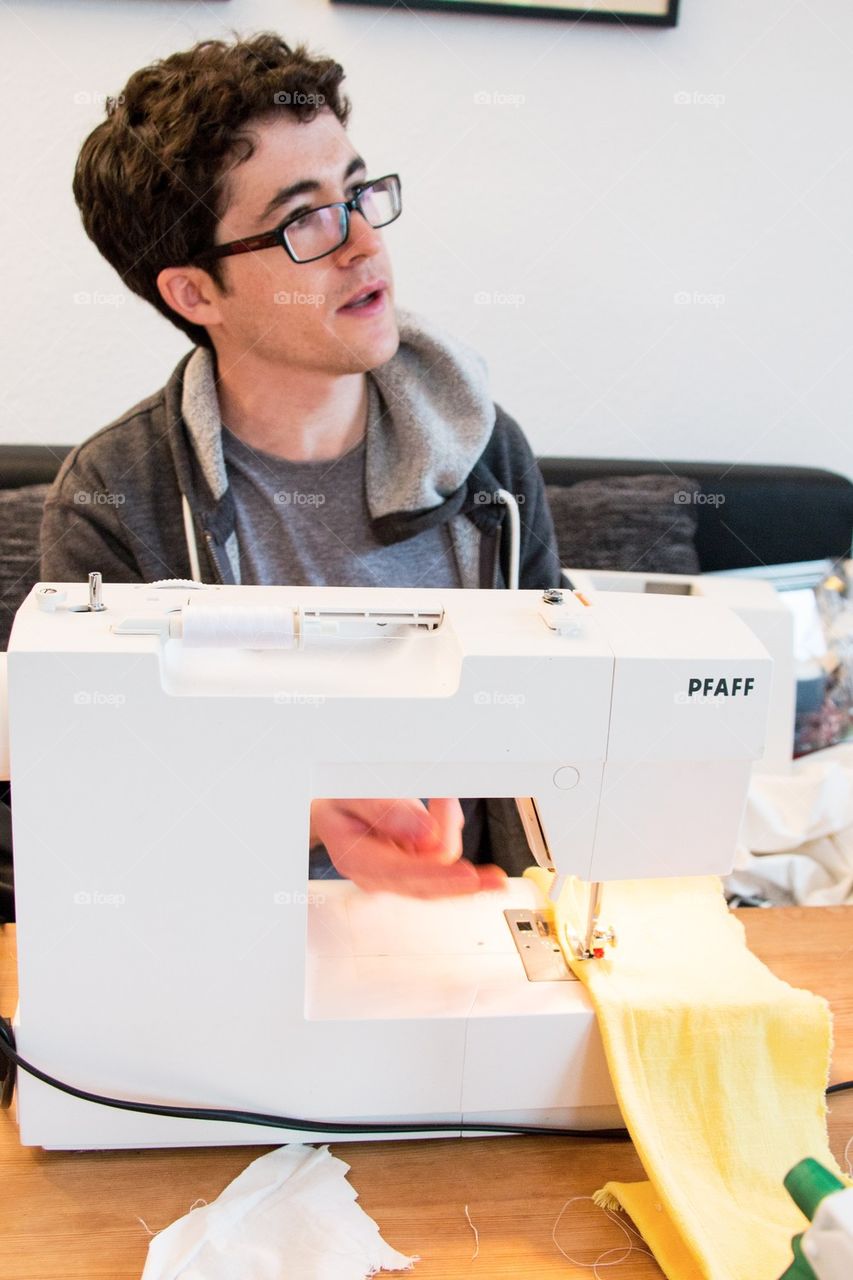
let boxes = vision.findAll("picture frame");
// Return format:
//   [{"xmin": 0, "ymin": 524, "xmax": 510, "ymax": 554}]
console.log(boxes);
[{"xmin": 331, "ymin": 0, "xmax": 678, "ymax": 27}]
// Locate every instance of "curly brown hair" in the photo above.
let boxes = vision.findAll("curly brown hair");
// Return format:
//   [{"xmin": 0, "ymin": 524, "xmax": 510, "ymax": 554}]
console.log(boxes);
[{"xmin": 72, "ymin": 33, "xmax": 350, "ymax": 350}]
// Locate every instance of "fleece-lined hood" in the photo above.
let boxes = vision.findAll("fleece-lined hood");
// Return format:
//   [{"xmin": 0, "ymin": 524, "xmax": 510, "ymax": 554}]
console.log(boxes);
[
  {"xmin": 181, "ymin": 308, "xmax": 497, "ymax": 520},
  {"xmin": 41, "ymin": 310, "xmax": 560, "ymax": 596}
]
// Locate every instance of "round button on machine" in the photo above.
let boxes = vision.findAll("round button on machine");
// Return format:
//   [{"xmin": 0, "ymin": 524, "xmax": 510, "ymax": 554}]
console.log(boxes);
[{"xmin": 553, "ymin": 765, "xmax": 580, "ymax": 790}]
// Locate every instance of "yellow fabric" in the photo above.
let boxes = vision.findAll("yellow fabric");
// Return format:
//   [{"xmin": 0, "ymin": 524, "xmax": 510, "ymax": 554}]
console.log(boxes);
[{"xmin": 525, "ymin": 871, "xmax": 845, "ymax": 1280}]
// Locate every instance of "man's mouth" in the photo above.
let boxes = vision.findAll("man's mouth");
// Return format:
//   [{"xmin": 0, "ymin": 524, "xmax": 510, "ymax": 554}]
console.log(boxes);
[{"xmin": 337, "ymin": 282, "xmax": 388, "ymax": 315}]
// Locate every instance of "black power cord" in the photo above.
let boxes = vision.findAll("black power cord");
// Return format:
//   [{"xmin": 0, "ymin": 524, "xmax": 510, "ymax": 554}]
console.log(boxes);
[
  {"xmin": 0, "ymin": 1016, "xmax": 629, "ymax": 1140},
  {"xmin": 0, "ymin": 1017, "xmax": 14, "ymax": 1110},
  {"xmin": 2, "ymin": 1017, "xmax": 850, "ymax": 1142}
]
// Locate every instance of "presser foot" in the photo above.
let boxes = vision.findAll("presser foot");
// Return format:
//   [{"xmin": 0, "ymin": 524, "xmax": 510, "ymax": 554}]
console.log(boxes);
[
  {"xmin": 505, "ymin": 884, "xmax": 617, "ymax": 981},
  {"xmin": 564, "ymin": 881, "xmax": 617, "ymax": 962},
  {"xmin": 567, "ymin": 922, "xmax": 617, "ymax": 962}
]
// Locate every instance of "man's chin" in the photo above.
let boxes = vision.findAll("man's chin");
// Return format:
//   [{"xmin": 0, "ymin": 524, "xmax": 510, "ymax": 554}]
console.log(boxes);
[
  {"xmin": 332, "ymin": 315, "xmax": 400, "ymax": 373},
  {"xmin": 366, "ymin": 325, "xmax": 400, "ymax": 371}
]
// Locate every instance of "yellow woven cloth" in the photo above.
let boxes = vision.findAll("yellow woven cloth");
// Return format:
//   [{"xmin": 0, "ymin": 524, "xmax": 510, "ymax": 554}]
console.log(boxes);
[{"xmin": 527, "ymin": 872, "xmax": 845, "ymax": 1280}]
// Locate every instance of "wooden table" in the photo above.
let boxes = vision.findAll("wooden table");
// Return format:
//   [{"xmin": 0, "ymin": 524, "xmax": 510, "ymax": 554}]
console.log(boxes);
[{"xmin": 1, "ymin": 908, "xmax": 851, "ymax": 1279}]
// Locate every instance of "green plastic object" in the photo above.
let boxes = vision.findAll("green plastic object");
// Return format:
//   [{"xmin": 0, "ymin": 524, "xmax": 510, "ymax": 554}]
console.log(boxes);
[
  {"xmin": 784, "ymin": 1158, "xmax": 846, "ymax": 1222},
  {"xmin": 778, "ymin": 1158, "xmax": 847, "ymax": 1280},
  {"xmin": 778, "ymin": 1234, "xmax": 818, "ymax": 1280}
]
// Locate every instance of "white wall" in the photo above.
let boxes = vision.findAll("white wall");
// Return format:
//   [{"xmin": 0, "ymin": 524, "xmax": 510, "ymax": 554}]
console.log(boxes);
[{"xmin": 3, "ymin": 0, "xmax": 853, "ymax": 477}]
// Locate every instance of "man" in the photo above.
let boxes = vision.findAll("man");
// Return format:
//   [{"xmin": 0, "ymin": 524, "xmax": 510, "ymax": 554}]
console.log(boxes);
[{"xmin": 41, "ymin": 32, "xmax": 561, "ymax": 896}]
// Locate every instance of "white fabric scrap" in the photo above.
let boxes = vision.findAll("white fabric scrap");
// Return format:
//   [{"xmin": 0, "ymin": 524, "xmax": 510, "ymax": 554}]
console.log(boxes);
[
  {"xmin": 140, "ymin": 1144, "xmax": 417, "ymax": 1280},
  {"xmin": 728, "ymin": 742, "xmax": 853, "ymax": 905}
]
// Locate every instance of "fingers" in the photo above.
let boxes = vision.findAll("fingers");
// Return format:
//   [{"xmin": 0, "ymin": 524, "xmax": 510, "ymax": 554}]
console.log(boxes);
[
  {"xmin": 320, "ymin": 797, "xmax": 440, "ymax": 853},
  {"xmin": 423, "ymin": 797, "xmax": 464, "ymax": 864},
  {"xmin": 309, "ymin": 798, "xmax": 507, "ymax": 898},
  {"xmin": 341, "ymin": 834, "xmax": 502, "ymax": 898},
  {"xmin": 474, "ymin": 863, "xmax": 509, "ymax": 893}
]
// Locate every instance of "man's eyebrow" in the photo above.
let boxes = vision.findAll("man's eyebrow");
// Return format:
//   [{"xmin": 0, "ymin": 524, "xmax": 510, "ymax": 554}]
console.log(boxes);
[{"xmin": 254, "ymin": 156, "xmax": 368, "ymax": 227}]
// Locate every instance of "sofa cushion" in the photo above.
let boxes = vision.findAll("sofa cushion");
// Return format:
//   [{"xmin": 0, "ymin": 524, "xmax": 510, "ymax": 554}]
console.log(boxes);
[
  {"xmin": 545, "ymin": 473, "xmax": 702, "ymax": 575},
  {"xmin": 0, "ymin": 484, "xmax": 51, "ymax": 650}
]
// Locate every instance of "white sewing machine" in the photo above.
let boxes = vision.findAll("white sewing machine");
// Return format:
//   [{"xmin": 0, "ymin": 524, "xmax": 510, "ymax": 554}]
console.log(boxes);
[{"xmin": 5, "ymin": 579, "xmax": 771, "ymax": 1149}]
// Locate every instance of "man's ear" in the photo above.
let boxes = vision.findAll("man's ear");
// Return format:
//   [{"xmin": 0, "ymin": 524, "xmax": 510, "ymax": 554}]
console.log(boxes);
[{"xmin": 156, "ymin": 266, "xmax": 224, "ymax": 330}]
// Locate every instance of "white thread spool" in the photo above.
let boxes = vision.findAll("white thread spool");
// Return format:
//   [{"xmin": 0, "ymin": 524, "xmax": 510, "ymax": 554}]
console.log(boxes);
[{"xmin": 180, "ymin": 605, "xmax": 297, "ymax": 650}]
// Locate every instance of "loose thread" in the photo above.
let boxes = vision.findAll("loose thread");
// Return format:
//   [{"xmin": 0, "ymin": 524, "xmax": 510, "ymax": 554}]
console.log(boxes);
[
  {"xmin": 844, "ymin": 1133, "xmax": 852, "ymax": 1178},
  {"xmin": 552, "ymin": 1195, "xmax": 654, "ymax": 1279},
  {"xmin": 464, "ymin": 1203, "xmax": 480, "ymax": 1261},
  {"xmin": 137, "ymin": 1197, "xmax": 207, "ymax": 1241}
]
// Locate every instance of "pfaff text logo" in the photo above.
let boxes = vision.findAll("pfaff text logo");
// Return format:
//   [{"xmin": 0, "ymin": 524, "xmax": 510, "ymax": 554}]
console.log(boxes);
[{"xmin": 687, "ymin": 676, "xmax": 755, "ymax": 698}]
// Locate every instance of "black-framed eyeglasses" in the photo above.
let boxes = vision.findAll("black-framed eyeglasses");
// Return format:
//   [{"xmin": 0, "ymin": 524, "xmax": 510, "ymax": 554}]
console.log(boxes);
[{"xmin": 196, "ymin": 174, "xmax": 402, "ymax": 266}]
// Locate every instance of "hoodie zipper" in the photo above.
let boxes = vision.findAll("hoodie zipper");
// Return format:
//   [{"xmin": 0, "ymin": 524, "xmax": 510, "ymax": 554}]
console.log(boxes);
[
  {"xmin": 492, "ymin": 522, "xmax": 504, "ymax": 589},
  {"xmin": 202, "ymin": 528, "xmax": 225, "ymax": 585}
]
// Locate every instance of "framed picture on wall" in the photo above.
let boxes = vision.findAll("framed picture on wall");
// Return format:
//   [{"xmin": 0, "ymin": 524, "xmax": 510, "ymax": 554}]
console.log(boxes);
[{"xmin": 331, "ymin": 0, "xmax": 678, "ymax": 25}]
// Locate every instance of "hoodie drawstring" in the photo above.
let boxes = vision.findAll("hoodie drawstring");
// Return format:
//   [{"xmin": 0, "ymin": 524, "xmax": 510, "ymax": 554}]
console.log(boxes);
[
  {"xmin": 494, "ymin": 490, "xmax": 521, "ymax": 590},
  {"xmin": 181, "ymin": 493, "xmax": 203, "ymax": 583}
]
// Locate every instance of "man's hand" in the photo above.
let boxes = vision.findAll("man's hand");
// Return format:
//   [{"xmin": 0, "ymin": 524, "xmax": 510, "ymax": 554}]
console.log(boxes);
[{"xmin": 309, "ymin": 797, "xmax": 507, "ymax": 898}]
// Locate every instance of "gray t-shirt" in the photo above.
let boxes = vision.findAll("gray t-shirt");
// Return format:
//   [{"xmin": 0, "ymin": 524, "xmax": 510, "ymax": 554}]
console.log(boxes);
[
  {"xmin": 222, "ymin": 424, "xmax": 462, "ymax": 591},
  {"xmin": 221, "ymin": 403, "xmax": 477, "ymax": 876}
]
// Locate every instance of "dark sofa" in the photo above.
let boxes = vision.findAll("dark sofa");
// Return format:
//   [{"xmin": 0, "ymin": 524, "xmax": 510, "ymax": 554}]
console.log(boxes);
[
  {"xmin": 2, "ymin": 446, "xmax": 852, "ymax": 652},
  {"xmin": 539, "ymin": 457, "xmax": 853, "ymax": 575}
]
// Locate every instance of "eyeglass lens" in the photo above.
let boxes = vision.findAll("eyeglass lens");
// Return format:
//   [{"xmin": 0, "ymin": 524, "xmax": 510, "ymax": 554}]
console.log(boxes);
[{"xmin": 285, "ymin": 177, "xmax": 400, "ymax": 262}]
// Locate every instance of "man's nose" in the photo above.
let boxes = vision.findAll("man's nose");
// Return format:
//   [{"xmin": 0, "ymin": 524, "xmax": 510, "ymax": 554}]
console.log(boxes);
[{"xmin": 341, "ymin": 209, "xmax": 383, "ymax": 261}]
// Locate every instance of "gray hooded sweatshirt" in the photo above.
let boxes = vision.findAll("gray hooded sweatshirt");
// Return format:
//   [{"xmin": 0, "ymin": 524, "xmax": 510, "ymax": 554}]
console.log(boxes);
[{"xmin": 40, "ymin": 310, "xmax": 561, "ymax": 870}]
